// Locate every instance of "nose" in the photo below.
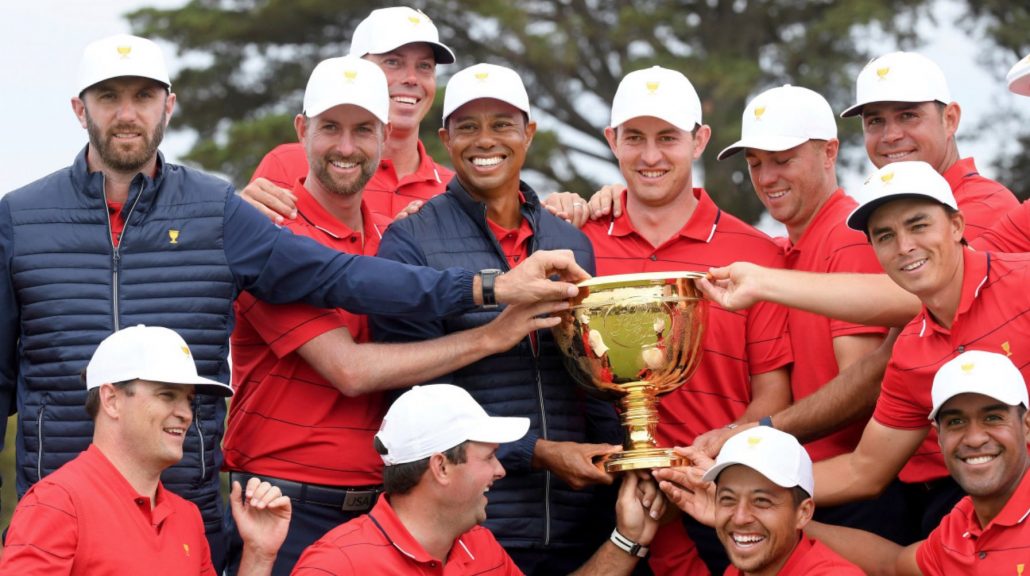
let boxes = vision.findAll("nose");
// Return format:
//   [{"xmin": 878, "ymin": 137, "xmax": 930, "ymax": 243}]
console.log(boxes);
[
  {"xmin": 333, "ymin": 130, "xmax": 358, "ymax": 157},
  {"xmin": 640, "ymin": 140, "xmax": 662, "ymax": 165},
  {"xmin": 896, "ymin": 230, "xmax": 918, "ymax": 254},
  {"xmin": 730, "ymin": 500, "xmax": 754, "ymax": 525},
  {"xmin": 962, "ymin": 420, "xmax": 991, "ymax": 449},
  {"xmin": 492, "ymin": 456, "xmax": 506, "ymax": 481},
  {"xmin": 881, "ymin": 118, "xmax": 903, "ymax": 143},
  {"xmin": 755, "ymin": 165, "xmax": 777, "ymax": 187},
  {"xmin": 175, "ymin": 396, "xmax": 194, "ymax": 426},
  {"xmin": 115, "ymin": 101, "xmax": 138, "ymax": 122}
]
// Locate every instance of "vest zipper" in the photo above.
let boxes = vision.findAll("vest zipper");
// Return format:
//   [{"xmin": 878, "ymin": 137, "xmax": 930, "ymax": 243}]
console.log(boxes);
[
  {"xmin": 194, "ymin": 398, "xmax": 205, "ymax": 480},
  {"xmin": 103, "ymin": 177, "xmax": 145, "ymax": 331},
  {"xmin": 36, "ymin": 398, "xmax": 47, "ymax": 482}
]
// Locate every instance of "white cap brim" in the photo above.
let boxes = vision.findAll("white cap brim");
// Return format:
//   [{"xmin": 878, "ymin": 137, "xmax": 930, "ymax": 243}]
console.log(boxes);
[
  {"xmin": 717, "ymin": 134, "xmax": 810, "ymax": 161},
  {"xmin": 702, "ymin": 460, "xmax": 808, "ymax": 495}
]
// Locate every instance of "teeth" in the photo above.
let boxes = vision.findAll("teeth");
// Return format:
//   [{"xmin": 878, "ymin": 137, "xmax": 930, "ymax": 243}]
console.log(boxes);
[
  {"xmin": 767, "ymin": 190, "xmax": 788, "ymax": 199},
  {"xmin": 965, "ymin": 455, "xmax": 995, "ymax": 464},
  {"xmin": 330, "ymin": 160, "xmax": 358, "ymax": 169},
  {"xmin": 901, "ymin": 259, "xmax": 926, "ymax": 272},
  {"xmin": 472, "ymin": 157, "xmax": 503, "ymax": 167},
  {"xmin": 640, "ymin": 170, "xmax": 665, "ymax": 178},
  {"xmin": 732, "ymin": 534, "xmax": 764, "ymax": 545},
  {"xmin": 392, "ymin": 96, "xmax": 418, "ymax": 105},
  {"xmin": 886, "ymin": 152, "xmax": 909, "ymax": 160},
  {"xmin": 164, "ymin": 428, "xmax": 185, "ymax": 435}
]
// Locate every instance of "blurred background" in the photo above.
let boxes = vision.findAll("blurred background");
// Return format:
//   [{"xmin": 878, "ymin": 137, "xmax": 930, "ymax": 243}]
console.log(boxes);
[{"xmin": 1, "ymin": 0, "xmax": 1028, "ymax": 527}]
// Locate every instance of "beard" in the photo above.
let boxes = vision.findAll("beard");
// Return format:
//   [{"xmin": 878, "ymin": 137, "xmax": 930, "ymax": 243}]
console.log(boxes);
[
  {"xmin": 312, "ymin": 152, "xmax": 377, "ymax": 197},
  {"xmin": 85, "ymin": 107, "xmax": 166, "ymax": 173}
]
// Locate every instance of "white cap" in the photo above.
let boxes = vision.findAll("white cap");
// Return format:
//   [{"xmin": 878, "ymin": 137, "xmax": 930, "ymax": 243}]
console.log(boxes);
[
  {"xmin": 702, "ymin": 427, "xmax": 814, "ymax": 497},
  {"xmin": 303, "ymin": 56, "xmax": 390, "ymax": 122},
  {"xmin": 375, "ymin": 384, "xmax": 529, "ymax": 466},
  {"xmin": 77, "ymin": 34, "xmax": 171, "ymax": 94},
  {"xmin": 1007, "ymin": 54, "xmax": 1030, "ymax": 97},
  {"xmin": 442, "ymin": 63, "xmax": 531, "ymax": 125},
  {"xmin": 841, "ymin": 51, "xmax": 951, "ymax": 118},
  {"xmin": 718, "ymin": 85, "xmax": 837, "ymax": 160},
  {"xmin": 610, "ymin": 66, "xmax": 702, "ymax": 132},
  {"xmin": 86, "ymin": 325, "xmax": 232, "ymax": 397},
  {"xmin": 930, "ymin": 350, "xmax": 1029, "ymax": 420},
  {"xmin": 846, "ymin": 161, "xmax": 958, "ymax": 232},
  {"xmin": 350, "ymin": 6, "xmax": 455, "ymax": 64}
]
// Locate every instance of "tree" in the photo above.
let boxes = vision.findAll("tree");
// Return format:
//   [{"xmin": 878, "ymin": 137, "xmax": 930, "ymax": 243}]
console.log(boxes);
[{"xmin": 133, "ymin": 0, "xmax": 955, "ymax": 222}]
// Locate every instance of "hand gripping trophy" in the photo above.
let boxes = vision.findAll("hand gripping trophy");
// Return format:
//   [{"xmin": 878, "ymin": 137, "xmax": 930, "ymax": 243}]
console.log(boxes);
[{"xmin": 553, "ymin": 272, "xmax": 708, "ymax": 472}]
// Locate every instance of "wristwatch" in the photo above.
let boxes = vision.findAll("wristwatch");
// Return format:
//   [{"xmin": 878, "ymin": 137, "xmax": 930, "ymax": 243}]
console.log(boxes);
[
  {"xmin": 479, "ymin": 269, "xmax": 503, "ymax": 309},
  {"xmin": 610, "ymin": 528, "xmax": 649, "ymax": 558}
]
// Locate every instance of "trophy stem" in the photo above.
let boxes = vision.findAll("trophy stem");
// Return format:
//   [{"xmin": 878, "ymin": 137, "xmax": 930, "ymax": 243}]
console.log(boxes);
[{"xmin": 603, "ymin": 382, "xmax": 687, "ymax": 472}]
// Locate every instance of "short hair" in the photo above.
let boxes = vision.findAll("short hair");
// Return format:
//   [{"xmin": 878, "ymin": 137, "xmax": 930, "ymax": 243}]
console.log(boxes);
[
  {"xmin": 377, "ymin": 440, "xmax": 469, "ymax": 495},
  {"xmin": 790, "ymin": 485, "xmax": 811, "ymax": 507},
  {"xmin": 83, "ymin": 377, "xmax": 136, "ymax": 420}
]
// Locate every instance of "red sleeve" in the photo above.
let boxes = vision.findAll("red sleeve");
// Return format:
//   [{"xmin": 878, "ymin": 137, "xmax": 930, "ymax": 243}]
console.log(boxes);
[
  {"xmin": 824, "ymin": 240, "xmax": 890, "ymax": 339},
  {"xmin": 0, "ymin": 483, "xmax": 79, "ymax": 573},
  {"xmin": 745, "ymin": 298, "xmax": 794, "ymax": 375},
  {"xmin": 872, "ymin": 356, "xmax": 931, "ymax": 430},
  {"xmin": 915, "ymin": 529, "xmax": 945, "ymax": 576},
  {"xmin": 973, "ymin": 202, "xmax": 1030, "ymax": 254},
  {"xmin": 250, "ymin": 144, "xmax": 306, "ymax": 189},
  {"xmin": 236, "ymin": 291, "xmax": 353, "ymax": 358}
]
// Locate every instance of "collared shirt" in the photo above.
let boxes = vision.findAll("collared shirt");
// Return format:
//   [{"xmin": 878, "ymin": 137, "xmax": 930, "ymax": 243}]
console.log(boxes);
[
  {"xmin": 723, "ymin": 534, "xmax": 863, "ymax": 575},
  {"xmin": 974, "ymin": 201, "xmax": 1030, "ymax": 254},
  {"xmin": 224, "ymin": 178, "xmax": 393, "ymax": 486},
  {"xmin": 1, "ymin": 444, "xmax": 214, "ymax": 575},
  {"xmin": 873, "ymin": 249, "xmax": 1030, "ymax": 483},
  {"xmin": 293, "ymin": 495, "xmax": 523, "ymax": 575},
  {"xmin": 251, "ymin": 140, "xmax": 452, "ymax": 222},
  {"xmin": 943, "ymin": 157, "xmax": 1019, "ymax": 241},
  {"xmin": 917, "ymin": 470, "xmax": 1030, "ymax": 575},
  {"xmin": 782, "ymin": 189, "xmax": 887, "ymax": 462},
  {"xmin": 580, "ymin": 188, "xmax": 793, "ymax": 446}
]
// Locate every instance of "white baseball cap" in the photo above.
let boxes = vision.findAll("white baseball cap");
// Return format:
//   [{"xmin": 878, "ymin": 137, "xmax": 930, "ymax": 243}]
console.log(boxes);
[
  {"xmin": 86, "ymin": 325, "xmax": 232, "ymax": 397},
  {"xmin": 610, "ymin": 66, "xmax": 702, "ymax": 132},
  {"xmin": 846, "ymin": 161, "xmax": 958, "ymax": 232},
  {"xmin": 441, "ymin": 63, "xmax": 531, "ymax": 125},
  {"xmin": 77, "ymin": 34, "xmax": 171, "ymax": 94},
  {"xmin": 702, "ymin": 426, "xmax": 814, "ymax": 497},
  {"xmin": 718, "ymin": 84, "xmax": 837, "ymax": 160},
  {"xmin": 303, "ymin": 56, "xmax": 390, "ymax": 122},
  {"xmin": 930, "ymin": 350, "xmax": 1029, "ymax": 421},
  {"xmin": 375, "ymin": 384, "xmax": 529, "ymax": 466},
  {"xmin": 1007, "ymin": 54, "xmax": 1030, "ymax": 97},
  {"xmin": 841, "ymin": 51, "xmax": 951, "ymax": 118},
  {"xmin": 350, "ymin": 6, "xmax": 455, "ymax": 65}
]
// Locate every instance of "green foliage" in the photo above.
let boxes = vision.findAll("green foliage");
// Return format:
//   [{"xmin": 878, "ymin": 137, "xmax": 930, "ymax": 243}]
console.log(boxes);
[{"xmin": 132, "ymin": 0, "xmax": 1023, "ymax": 223}]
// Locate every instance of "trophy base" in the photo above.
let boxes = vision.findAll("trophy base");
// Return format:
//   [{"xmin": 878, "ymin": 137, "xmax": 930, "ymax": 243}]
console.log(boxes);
[{"xmin": 604, "ymin": 448, "xmax": 686, "ymax": 473}]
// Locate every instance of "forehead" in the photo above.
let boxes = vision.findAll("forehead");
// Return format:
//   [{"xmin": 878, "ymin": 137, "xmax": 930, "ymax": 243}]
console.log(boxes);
[
  {"xmin": 366, "ymin": 43, "xmax": 435, "ymax": 61},
  {"xmin": 85, "ymin": 76, "xmax": 167, "ymax": 95},
  {"xmin": 744, "ymin": 141, "xmax": 812, "ymax": 159},
  {"xmin": 861, "ymin": 100, "xmax": 936, "ymax": 118},
  {"xmin": 136, "ymin": 379, "xmax": 194, "ymax": 394},
  {"xmin": 311, "ymin": 103, "xmax": 382, "ymax": 125},
  {"xmin": 617, "ymin": 115, "xmax": 686, "ymax": 136},
  {"xmin": 717, "ymin": 464, "xmax": 789, "ymax": 496},
  {"xmin": 449, "ymin": 98, "xmax": 523, "ymax": 121},
  {"xmin": 867, "ymin": 197, "xmax": 946, "ymax": 229},
  {"xmin": 939, "ymin": 392, "xmax": 1016, "ymax": 415}
]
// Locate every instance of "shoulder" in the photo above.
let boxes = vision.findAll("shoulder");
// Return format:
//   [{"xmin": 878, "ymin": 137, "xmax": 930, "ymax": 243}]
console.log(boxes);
[{"xmin": 160, "ymin": 163, "xmax": 234, "ymax": 198}]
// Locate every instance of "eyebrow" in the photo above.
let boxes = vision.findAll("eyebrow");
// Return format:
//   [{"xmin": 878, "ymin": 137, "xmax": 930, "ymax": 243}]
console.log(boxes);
[{"xmin": 870, "ymin": 211, "xmax": 930, "ymax": 237}]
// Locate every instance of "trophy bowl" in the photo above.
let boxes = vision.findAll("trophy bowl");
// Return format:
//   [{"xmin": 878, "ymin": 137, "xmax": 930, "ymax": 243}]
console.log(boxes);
[{"xmin": 553, "ymin": 271, "xmax": 708, "ymax": 472}]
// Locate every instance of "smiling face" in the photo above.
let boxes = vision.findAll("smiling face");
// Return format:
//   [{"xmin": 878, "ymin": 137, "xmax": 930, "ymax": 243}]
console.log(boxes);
[
  {"xmin": 715, "ymin": 465, "xmax": 812, "ymax": 576},
  {"xmin": 867, "ymin": 198, "xmax": 964, "ymax": 303},
  {"xmin": 744, "ymin": 140, "xmax": 838, "ymax": 239},
  {"xmin": 604, "ymin": 116, "xmax": 710, "ymax": 208},
  {"xmin": 439, "ymin": 99, "xmax": 535, "ymax": 201},
  {"xmin": 73, "ymin": 76, "xmax": 174, "ymax": 176},
  {"xmin": 114, "ymin": 380, "xmax": 195, "ymax": 471},
  {"xmin": 363, "ymin": 43, "xmax": 437, "ymax": 136},
  {"xmin": 936, "ymin": 393, "xmax": 1030, "ymax": 515},
  {"xmin": 450, "ymin": 441, "xmax": 505, "ymax": 529},
  {"xmin": 297, "ymin": 104, "xmax": 385, "ymax": 198},
  {"xmin": 861, "ymin": 101, "xmax": 960, "ymax": 172}
]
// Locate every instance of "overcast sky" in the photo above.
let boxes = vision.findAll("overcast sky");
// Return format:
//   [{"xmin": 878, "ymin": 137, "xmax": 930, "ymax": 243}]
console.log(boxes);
[{"xmin": 1, "ymin": 0, "xmax": 1024, "ymax": 205}]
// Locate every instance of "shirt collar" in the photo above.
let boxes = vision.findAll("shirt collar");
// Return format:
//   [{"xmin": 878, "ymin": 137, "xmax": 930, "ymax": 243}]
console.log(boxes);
[
  {"xmin": 368, "ymin": 496, "xmax": 476, "ymax": 566},
  {"xmin": 84, "ymin": 444, "xmax": 174, "ymax": 526},
  {"xmin": 919, "ymin": 248, "xmax": 987, "ymax": 337},
  {"xmin": 292, "ymin": 178, "xmax": 385, "ymax": 244},
  {"xmin": 379, "ymin": 139, "xmax": 445, "ymax": 185},
  {"xmin": 982, "ymin": 468, "xmax": 1030, "ymax": 530},
  {"xmin": 942, "ymin": 157, "xmax": 978, "ymax": 191},
  {"xmin": 784, "ymin": 188, "xmax": 850, "ymax": 255},
  {"xmin": 608, "ymin": 187, "xmax": 720, "ymax": 244}
]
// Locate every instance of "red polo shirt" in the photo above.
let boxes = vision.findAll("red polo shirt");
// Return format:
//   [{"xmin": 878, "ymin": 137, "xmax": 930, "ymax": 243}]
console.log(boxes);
[
  {"xmin": 225, "ymin": 178, "xmax": 393, "ymax": 486},
  {"xmin": 723, "ymin": 534, "xmax": 863, "ymax": 575},
  {"xmin": 916, "ymin": 469, "xmax": 1030, "ymax": 575},
  {"xmin": 581, "ymin": 189, "xmax": 793, "ymax": 446},
  {"xmin": 293, "ymin": 495, "xmax": 522, "ymax": 575},
  {"xmin": 945, "ymin": 157, "xmax": 1018, "ymax": 242},
  {"xmin": 782, "ymin": 190, "xmax": 887, "ymax": 462},
  {"xmin": 975, "ymin": 201, "xmax": 1030, "ymax": 254},
  {"xmin": 251, "ymin": 140, "xmax": 452, "ymax": 221},
  {"xmin": 873, "ymin": 249, "xmax": 1030, "ymax": 483},
  {"xmin": 1, "ymin": 444, "xmax": 214, "ymax": 575}
]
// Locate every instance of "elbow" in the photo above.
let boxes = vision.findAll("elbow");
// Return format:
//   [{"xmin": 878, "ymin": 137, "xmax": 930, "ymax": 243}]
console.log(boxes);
[{"xmin": 328, "ymin": 366, "xmax": 370, "ymax": 397}]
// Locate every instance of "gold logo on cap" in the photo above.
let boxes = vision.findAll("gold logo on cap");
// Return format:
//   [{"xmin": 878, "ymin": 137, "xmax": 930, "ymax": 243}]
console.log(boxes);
[
  {"xmin": 408, "ymin": 16, "xmax": 421, "ymax": 25},
  {"xmin": 646, "ymin": 81, "xmax": 660, "ymax": 94},
  {"xmin": 181, "ymin": 345, "xmax": 191, "ymax": 357},
  {"xmin": 344, "ymin": 70, "xmax": 357, "ymax": 82},
  {"xmin": 117, "ymin": 45, "xmax": 132, "ymax": 59},
  {"xmin": 876, "ymin": 67, "xmax": 890, "ymax": 79},
  {"xmin": 168, "ymin": 229, "xmax": 179, "ymax": 244},
  {"xmin": 1003, "ymin": 341, "xmax": 1012, "ymax": 357},
  {"xmin": 475, "ymin": 72, "xmax": 489, "ymax": 82},
  {"xmin": 880, "ymin": 171, "xmax": 895, "ymax": 184},
  {"xmin": 754, "ymin": 106, "xmax": 766, "ymax": 120},
  {"xmin": 747, "ymin": 436, "xmax": 762, "ymax": 447},
  {"xmin": 961, "ymin": 362, "xmax": 975, "ymax": 374}
]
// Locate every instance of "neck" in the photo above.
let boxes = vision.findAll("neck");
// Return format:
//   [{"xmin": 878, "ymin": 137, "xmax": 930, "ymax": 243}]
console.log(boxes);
[
  {"xmin": 972, "ymin": 463, "xmax": 1030, "ymax": 528},
  {"xmin": 391, "ymin": 493, "xmax": 466, "ymax": 562},
  {"xmin": 384, "ymin": 126, "xmax": 421, "ymax": 179},
  {"xmin": 922, "ymin": 250, "xmax": 966, "ymax": 330},
  {"xmin": 744, "ymin": 533, "xmax": 802, "ymax": 576},
  {"xmin": 936, "ymin": 145, "xmax": 962, "ymax": 176},
  {"xmin": 626, "ymin": 187, "xmax": 698, "ymax": 247},
  {"xmin": 93, "ymin": 436, "xmax": 162, "ymax": 506},
  {"xmin": 87, "ymin": 147, "xmax": 154, "ymax": 204},
  {"xmin": 305, "ymin": 176, "xmax": 364, "ymax": 232},
  {"xmin": 464, "ymin": 180, "xmax": 523, "ymax": 229},
  {"xmin": 786, "ymin": 184, "xmax": 836, "ymax": 244}
]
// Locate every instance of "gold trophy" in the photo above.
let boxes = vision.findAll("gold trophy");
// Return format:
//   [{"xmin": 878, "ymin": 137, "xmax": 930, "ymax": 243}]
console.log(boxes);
[{"xmin": 553, "ymin": 272, "xmax": 708, "ymax": 472}]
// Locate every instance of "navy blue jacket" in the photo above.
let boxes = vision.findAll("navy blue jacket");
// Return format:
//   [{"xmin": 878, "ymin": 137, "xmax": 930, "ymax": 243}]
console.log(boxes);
[
  {"xmin": 0, "ymin": 148, "xmax": 477, "ymax": 532},
  {"xmin": 372, "ymin": 178, "xmax": 621, "ymax": 551}
]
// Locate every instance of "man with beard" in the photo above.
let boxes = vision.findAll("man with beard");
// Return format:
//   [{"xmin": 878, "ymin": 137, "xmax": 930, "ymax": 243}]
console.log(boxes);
[
  {"xmin": 0, "ymin": 34, "xmax": 588, "ymax": 569},
  {"xmin": 371, "ymin": 64, "xmax": 623, "ymax": 574},
  {"xmin": 224, "ymin": 56, "xmax": 566, "ymax": 575}
]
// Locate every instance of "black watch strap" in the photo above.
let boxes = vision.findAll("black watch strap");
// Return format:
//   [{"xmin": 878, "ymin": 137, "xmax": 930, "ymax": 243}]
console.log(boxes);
[{"xmin": 480, "ymin": 269, "xmax": 502, "ymax": 309}]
